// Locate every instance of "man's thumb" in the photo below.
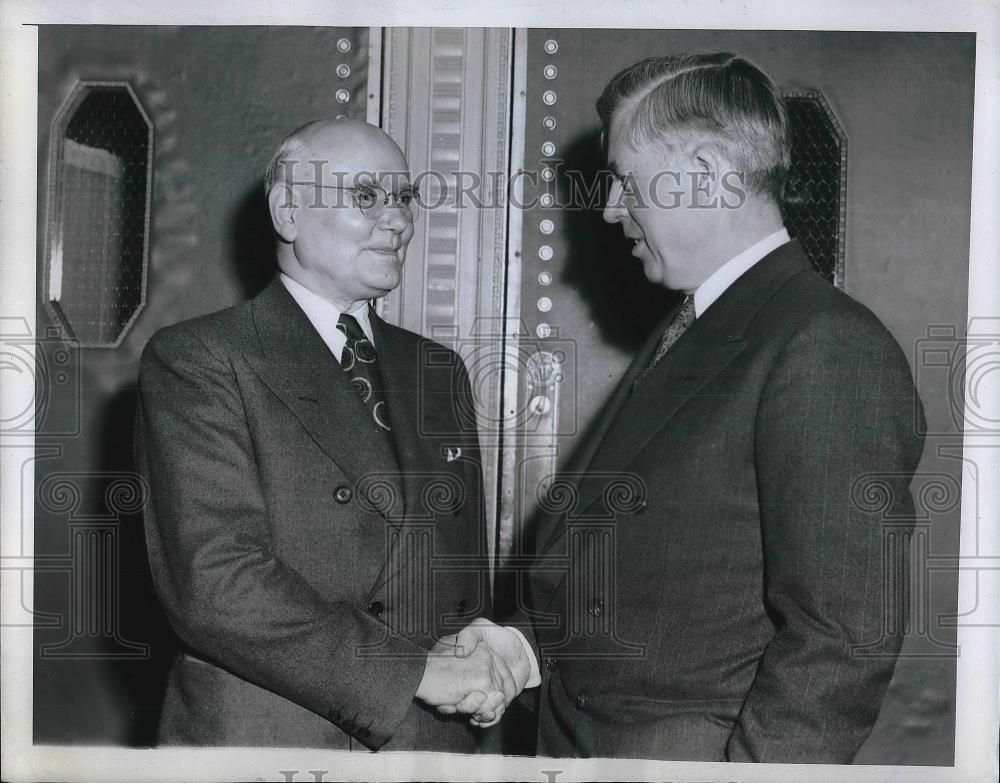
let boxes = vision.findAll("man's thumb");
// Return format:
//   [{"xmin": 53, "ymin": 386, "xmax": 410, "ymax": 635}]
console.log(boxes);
[{"xmin": 454, "ymin": 626, "xmax": 481, "ymax": 657}]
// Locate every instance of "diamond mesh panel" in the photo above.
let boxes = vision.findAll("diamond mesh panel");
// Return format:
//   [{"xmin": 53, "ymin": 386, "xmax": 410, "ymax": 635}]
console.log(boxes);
[
  {"xmin": 781, "ymin": 92, "xmax": 847, "ymax": 286},
  {"xmin": 47, "ymin": 84, "xmax": 152, "ymax": 345}
]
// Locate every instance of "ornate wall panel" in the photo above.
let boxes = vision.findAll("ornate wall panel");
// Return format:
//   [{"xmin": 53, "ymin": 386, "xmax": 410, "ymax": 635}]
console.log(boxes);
[{"xmin": 381, "ymin": 28, "xmax": 513, "ymax": 560}]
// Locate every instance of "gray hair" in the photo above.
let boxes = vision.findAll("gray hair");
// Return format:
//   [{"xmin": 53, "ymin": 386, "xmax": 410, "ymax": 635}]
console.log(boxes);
[{"xmin": 596, "ymin": 52, "xmax": 791, "ymax": 201}]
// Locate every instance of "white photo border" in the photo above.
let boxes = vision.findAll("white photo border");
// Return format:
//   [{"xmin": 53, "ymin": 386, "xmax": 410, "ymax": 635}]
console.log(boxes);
[{"xmin": 2, "ymin": 1, "xmax": 997, "ymax": 781}]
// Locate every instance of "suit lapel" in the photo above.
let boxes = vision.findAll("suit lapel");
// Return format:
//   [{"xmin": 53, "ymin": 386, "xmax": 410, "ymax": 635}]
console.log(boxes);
[
  {"xmin": 526, "ymin": 298, "xmax": 684, "ymax": 555},
  {"xmin": 581, "ymin": 320, "xmax": 747, "ymax": 487},
  {"xmin": 538, "ymin": 240, "xmax": 813, "ymax": 556},
  {"xmin": 570, "ymin": 299, "xmax": 684, "ymax": 477},
  {"xmin": 364, "ymin": 312, "xmax": 459, "ymax": 595},
  {"xmin": 369, "ymin": 310, "xmax": 428, "ymax": 523},
  {"xmin": 244, "ymin": 278, "xmax": 403, "ymax": 517}
]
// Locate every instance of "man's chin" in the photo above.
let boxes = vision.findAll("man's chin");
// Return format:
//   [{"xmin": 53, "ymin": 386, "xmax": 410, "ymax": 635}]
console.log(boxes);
[
  {"xmin": 639, "ymin": 258, "xmax": 663, "ymax": 285},
  {"xmin": 366, "ymin": 272, "xmax": 401, "ymax": 299}
]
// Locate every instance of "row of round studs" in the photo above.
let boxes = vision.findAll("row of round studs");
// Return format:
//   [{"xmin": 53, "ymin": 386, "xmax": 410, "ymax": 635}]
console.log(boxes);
[
  {"xmin": 335, "ymin": 37, "xmax": 353, "ymax": 106},
  {"xmin": 536, "ymin": 38, "xmax": 560, "ymax": 337}
]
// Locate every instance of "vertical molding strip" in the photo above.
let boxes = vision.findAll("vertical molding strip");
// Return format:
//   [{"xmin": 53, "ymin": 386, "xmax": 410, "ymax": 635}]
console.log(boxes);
[
  {"xmin": 366, "ymin": 27, "xmax": 383, "ymax": 128},
  {"xmin": 498, "ymin": 29, "xmax": 528, "ymax": 565},
  {"xmin": 381, "ymin": 28, "xmax": 514, "ymax": 567}
]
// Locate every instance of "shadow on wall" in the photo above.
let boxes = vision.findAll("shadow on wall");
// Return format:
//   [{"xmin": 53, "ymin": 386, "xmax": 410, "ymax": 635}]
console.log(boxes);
[
  {"xmin": 556, "ymin": 127, "xmax": 680, "ymax": 353},
  {"xmin": 89, "ymin": 180, "xmax": 278, "ymax": 746},
  {"xmin": 96, "ymin": 387, "xmax": 175, "ymax": 746},
  {"xmin": 232, "ymin": 177, "xmax": 279, "ymax": 299}
]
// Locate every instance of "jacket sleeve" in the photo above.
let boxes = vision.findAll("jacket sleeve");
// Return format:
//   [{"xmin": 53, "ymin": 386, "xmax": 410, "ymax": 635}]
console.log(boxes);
[
  {"xmin": 726, "ymin": 307, "xmax": 925, "ymax": 763},
  {"xmin": 136, "ymin": 325, "xmax": 428, "ymax": 750}
]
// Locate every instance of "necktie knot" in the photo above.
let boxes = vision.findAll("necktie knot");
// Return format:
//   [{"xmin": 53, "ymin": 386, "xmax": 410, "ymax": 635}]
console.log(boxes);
[{"xmin": 337, "ymin": 312, "xmax": 365, "ymax": 341}]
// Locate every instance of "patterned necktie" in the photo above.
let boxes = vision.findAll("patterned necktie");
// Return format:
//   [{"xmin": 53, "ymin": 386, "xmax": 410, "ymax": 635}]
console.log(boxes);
[
  {"xmin": 650, "ymin": 295, "xmax": 696, "ymax": 368},
  {"xmin": 336, "ymin": 313, "xmax": 393, "ymax": 435},
  {"xmin": 634, "ymin": 295, "xmax": 696, "ymax": 389}
]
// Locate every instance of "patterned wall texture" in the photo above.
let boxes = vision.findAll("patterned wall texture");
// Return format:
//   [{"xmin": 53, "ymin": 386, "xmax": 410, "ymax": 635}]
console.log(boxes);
[{"xmin": 781, "ymin": 91, "xmax": 848, "ymax": 286}]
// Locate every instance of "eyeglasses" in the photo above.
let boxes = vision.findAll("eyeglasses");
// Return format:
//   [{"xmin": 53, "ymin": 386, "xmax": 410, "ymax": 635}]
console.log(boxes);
[{"xmin": 308, "ymin": 183, "xmax": 420, "ymax": 221}]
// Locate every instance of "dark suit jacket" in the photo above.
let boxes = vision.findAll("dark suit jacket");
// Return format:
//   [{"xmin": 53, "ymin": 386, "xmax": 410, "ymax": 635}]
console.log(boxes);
[
  {"xmin": 525, "ymin": 241, "xmax": 925, "ymax": 762},
  {"xmin": 136, "ymin": 277, "xmax": 487, "ymax": 751}
]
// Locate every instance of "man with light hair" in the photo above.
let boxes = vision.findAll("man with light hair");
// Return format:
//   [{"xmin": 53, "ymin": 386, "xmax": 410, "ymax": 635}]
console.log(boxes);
[{"xmin": 520, "ymin": 53, "xmax": 925, "ymax": 762}]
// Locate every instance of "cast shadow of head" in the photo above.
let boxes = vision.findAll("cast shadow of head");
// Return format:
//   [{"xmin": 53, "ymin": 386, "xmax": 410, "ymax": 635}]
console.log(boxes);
[
  {"xmin": 555, "ymin": 127, "xmax": 680, "ymax": 352},
  {"xmin": 502, "ymin": 129, "xmax": 682, "ymax": 602},
  {"xmin": 231, "ymin": 178, "xmax": 279, "ymax": 298},
  {"xmin": 516, "ymin": 129, "xmax": 678, "ymax": 547}
]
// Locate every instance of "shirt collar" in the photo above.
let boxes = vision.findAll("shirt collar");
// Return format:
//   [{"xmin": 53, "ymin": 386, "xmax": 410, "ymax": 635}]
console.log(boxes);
[
  {"xmin": 279, "ymin": 272, "xmax": 374, "ymax": 359},
  {"xmin": 691, "ymin": 227, "xmax": 791, "ymax": 318}
]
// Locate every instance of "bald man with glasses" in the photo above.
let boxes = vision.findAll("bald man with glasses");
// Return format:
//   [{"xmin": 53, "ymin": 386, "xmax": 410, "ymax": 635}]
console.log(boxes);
[{"xmin": 136, "ymin": 119, "xmax": 533, "ymax": 752}]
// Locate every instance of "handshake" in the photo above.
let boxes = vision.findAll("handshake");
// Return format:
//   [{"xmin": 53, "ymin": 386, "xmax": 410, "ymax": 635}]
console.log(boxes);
[{"xmin": 414, "ymin": 617, "xmax": 538, "ymax": 727}]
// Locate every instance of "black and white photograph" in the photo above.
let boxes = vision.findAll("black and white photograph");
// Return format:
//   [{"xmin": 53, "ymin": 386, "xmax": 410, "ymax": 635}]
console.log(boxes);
[{"xmin": 1, "ymin": 2, "xmax": 998, "ymax": 782}]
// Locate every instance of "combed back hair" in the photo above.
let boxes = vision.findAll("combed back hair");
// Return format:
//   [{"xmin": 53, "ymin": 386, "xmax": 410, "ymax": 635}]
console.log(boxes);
[
  {"xmin": 596, "ymin": 52, "xmax": 792, "ymax": 201},
  {"xmin": 263, "ymin": 120, "xmax": 323, "ymax": 197}
]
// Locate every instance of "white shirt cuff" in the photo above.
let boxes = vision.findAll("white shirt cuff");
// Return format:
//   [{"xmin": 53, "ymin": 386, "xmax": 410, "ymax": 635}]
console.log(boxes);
[{"xmin": 506, "ymin": 627, "xmax": 541, "ymax": 688}]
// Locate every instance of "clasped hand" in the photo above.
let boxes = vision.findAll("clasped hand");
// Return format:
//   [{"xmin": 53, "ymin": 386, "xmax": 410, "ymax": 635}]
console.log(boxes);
[{"xmin": 415, "ymin": 618, "xmax": 531, "ymax": 727}]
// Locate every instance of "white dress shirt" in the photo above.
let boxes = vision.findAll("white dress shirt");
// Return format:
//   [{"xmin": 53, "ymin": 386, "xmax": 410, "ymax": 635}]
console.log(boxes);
[
  {"xmin": 280, "ymin": 272, "xmax": 374, "ymax": 362},
  {"xmin": 692, "ymin": 227, "xmax": 791, "ymax": 318}
]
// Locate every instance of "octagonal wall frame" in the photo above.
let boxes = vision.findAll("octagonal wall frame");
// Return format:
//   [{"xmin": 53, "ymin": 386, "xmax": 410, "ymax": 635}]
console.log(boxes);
[{"xmin": 43, "ymin": 81, "xmax": 154, "ymax": 348}]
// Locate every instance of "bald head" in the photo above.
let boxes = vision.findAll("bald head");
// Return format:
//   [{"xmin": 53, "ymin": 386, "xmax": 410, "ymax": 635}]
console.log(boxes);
[
  {"xmin": 264, "ymin": 118, "xmax": 409, "ymax": 197},
  {"xmin": 264, "ymin": 118, "xmax": 415, "ymax": 310}
]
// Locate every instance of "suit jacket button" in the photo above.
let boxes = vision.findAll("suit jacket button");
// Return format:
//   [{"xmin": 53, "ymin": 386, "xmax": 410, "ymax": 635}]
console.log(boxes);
[
  {"xmin": 329, "ymin": 708, "xmax": 342, "ymax": 721},
  {"xmin": 455, "ymin": 598, "xmax": 467, "ymax": 614},
  {"xmin": 543, "ymin": 656, "xmax": 558, "ymax": 672},
  {"xmin": 367, "ymin": 600, "xmax": 385, "ymax": 618},
  {"xmin": 588, "ymin": 599, "xmax": 604, "ymax": 617},
  {"xmin": 343, "ymin": 719, "xmax": 356, "ymax": 732},
  {"xmin": 575, "ymin": 690, "xmax": 589, "ymax": 710},
  {"xmin": 357, "ymin": 726, "xmax": 371, "ymax": 739},
  {"xmin": 334, "ymin": 485, "xmax": 353, "ymax": 504}
]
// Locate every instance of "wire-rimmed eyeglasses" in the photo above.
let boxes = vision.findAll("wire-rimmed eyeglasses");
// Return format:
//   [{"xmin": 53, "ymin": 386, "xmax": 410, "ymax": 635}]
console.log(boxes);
[{"xmin": 305, "ymin": 182, "xmax": 421, "ymax": 221}]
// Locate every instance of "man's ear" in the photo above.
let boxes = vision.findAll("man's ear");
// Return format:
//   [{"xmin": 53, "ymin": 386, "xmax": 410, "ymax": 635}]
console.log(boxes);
[
  {"xmin": 268, "ymin": 183, "xmax": 298, "ymax": 243},
  {"xmin": 689, "ymin": 143, "xmax": 729, "ymax": 207}
]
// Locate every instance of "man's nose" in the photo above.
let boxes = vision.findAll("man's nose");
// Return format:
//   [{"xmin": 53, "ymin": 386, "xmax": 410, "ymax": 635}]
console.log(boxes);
[
  {"xmin": 378, "ymin": 203, "xmax": 409, "ymax": 232},
  {"xmin": 602, "ymin": 178, "xmax": 626, "ymax": 225}
]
